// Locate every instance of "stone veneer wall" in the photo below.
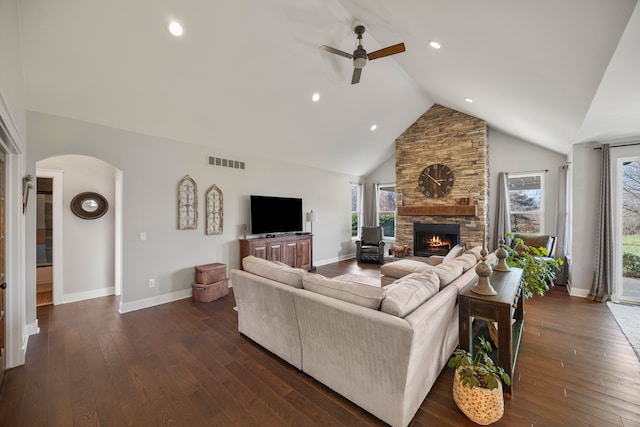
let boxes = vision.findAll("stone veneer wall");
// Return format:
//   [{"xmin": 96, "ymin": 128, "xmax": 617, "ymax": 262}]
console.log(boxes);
[{"xmin": 396, "ymin": 104, "xmax": 488, "ymax": 250}]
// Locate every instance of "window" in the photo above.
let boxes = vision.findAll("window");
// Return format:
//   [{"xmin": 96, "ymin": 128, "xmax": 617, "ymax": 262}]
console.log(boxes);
[
  {"xmin": 377, "ymin": 184, "xmax": 396, "ymax": 239},
  {"xmin": 351, "ymin": 183, "xmax": 362, "ymax": 237},
  {"xmin": 508, "ymin": 173, "xmax": 544, "ymax": 233}
]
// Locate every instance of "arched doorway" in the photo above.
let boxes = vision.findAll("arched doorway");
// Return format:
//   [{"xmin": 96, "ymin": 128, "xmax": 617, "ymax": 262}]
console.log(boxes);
[{"xmin": 36, "ymin": 155, "xmax": 123, "ymax": 306}]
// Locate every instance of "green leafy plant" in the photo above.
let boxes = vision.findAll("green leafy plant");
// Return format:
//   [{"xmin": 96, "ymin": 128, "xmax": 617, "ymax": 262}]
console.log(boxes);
[
  {"xmin": 448, "ymin": 336, "xmax": 511, "ymax": 390},
  {"xmin": 504, "ymin": 236, "xmax": 563, "ymax": 299}
]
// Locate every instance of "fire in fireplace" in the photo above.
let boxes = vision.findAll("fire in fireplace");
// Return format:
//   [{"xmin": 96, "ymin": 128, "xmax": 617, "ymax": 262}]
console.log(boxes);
[{"xmin": 414, "ymin": 223, "xmax": 460, "ymax": 257}]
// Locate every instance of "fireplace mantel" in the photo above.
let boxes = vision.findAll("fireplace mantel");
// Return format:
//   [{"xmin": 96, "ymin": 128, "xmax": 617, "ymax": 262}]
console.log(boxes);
[{"xmin": 397, "ymin": 205, "xmax": 477, "ymax": 217}]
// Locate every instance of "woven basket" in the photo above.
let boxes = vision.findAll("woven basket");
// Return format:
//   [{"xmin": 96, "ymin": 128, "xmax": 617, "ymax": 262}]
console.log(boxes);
[{"xmin": 453, "ymin": 367, "xmax": 504, "ymax": 425}]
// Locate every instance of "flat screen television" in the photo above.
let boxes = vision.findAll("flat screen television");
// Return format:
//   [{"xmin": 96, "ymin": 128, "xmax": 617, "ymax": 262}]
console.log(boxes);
[{"xmin": 250, "ymin": 195, "xmax": 303, "ymax": 235}]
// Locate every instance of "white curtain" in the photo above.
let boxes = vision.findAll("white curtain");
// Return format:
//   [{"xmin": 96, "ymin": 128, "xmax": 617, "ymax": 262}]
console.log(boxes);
[
  {"xmin": 493, "ymin": 172, "xmax": 511, "ymax": 250},
  {"xmin": 590, "ymin": 145, "xmax": 613, "ymax": 302}
]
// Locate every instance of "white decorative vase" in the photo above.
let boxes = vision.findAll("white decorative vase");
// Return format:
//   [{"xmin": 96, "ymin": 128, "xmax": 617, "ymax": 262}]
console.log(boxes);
[{"xmin": 453, "ymin": 367, "xmax": 504, "ymax": 425}]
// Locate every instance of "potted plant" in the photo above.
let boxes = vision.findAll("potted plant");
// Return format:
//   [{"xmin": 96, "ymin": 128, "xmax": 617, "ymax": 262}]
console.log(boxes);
[
  {"xmin": 504, "ymin": 235, "xmax": 563, "ymax": 299},
  {"xmin": 448, "ymin": 336, "xmax": 511, "ymax": 425}
]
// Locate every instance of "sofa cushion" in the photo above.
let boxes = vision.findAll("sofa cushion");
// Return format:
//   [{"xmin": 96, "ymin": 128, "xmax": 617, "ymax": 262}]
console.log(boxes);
[
  {"xmin": 381, "ymin": 272, "xmax": 440, "ymax": 318},
  {"xmin": 380, "ymin": 259, "xmax": 434, "ymax": 279},
  {"xmin": 302, "ymin": 273, "xmax": 386, "ymax": 309},
  {"xmin": 449, "ymin": 253, "xmax": 478, "ymax": 272},
  {"xmin": 432, "ymin": 262, "xmax": 464, "ymax": 288},
  {"xmin": 242, "ymin": 256, "xmax": 306, "ymax": 288},
  {"xmin": 443, "ymin": 244, "xmax": 465, "ymax": 264},
  {"xmin": 467, "ymin": 246, "xmax": 484, "ymax": 261}
]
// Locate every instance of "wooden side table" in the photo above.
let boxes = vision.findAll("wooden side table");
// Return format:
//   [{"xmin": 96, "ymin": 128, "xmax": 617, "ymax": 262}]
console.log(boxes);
[{"xmin": 458, "ymin": 267, "xmax": 524, "ymax": 397}]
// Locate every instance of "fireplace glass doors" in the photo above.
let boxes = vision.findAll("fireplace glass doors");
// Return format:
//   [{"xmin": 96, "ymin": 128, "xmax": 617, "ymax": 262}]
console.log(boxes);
[{"xmin": 414, "ymin": 223, "xmax": 460, "ymax": 257}]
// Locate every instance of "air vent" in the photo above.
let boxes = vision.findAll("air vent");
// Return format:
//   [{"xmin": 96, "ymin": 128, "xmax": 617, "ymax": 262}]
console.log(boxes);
[{"xmin": 208, "ymin": 156, "xmax": 245, "ymax": 170}]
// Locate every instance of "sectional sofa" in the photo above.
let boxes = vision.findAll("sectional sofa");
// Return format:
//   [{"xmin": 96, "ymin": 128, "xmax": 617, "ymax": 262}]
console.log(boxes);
[{"xmin": 230, "ymin": 249, "xmax": 485, "ymax": 427}]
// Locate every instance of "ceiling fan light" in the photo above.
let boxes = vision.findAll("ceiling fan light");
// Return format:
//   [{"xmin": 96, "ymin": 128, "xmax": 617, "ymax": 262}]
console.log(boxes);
[{"xmin": 354, "ymin": 57, "xmax": 367, "ymax": 68}]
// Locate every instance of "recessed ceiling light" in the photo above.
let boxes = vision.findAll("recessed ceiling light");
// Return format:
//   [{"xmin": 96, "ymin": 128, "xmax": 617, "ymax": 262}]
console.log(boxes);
[
  {"xmin": 464, "ymin": 97, "xmax": 473, "ymax": 103},
  {"xmin": 429, "ymin": 41, "xmax": 441, "ymax": 49},
  {"xmin": 370, "ymin": 124, "xmax": 377, "ymax": 131},
  {"xmin": 312, "ymin": 93, "xmax": 320, "ymax": 102},
  {"xmin": 168, "ymin": 21, "xmax": 184, "ymax": 37}
]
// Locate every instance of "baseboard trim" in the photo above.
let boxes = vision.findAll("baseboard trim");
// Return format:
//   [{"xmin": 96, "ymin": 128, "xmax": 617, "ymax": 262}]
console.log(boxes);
[
  {"xmin": 63, "ymin": 286, "xmax": 115, "ymax": 304},
  {"xmin": 25, "ymin": 319, "xmax": 40, "ymax": 336},
  {"xmin": 568, "ymin": 284, "xmax": 590, "ymax": 298},
  {"xmin": 316, "ymin": 253, "xmax": 356, "ymax": 266},
  {"xmin": 119, "ymin": 289, "xmax": 192, "ymax": 314},
  {"xmin": 22, "ymin": 320, "xmax": 40, "ymax": 354}
]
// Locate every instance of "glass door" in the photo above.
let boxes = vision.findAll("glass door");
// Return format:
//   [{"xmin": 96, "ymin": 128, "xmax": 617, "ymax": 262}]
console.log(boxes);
[{"xmin": 619, "ymin": 159, "xmax": 640, "ymax": 304}]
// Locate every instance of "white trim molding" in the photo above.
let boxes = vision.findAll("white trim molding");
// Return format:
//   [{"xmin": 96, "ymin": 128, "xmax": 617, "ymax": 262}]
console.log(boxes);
[{"xmin": 118, "ymin": 289, "xmax": 192, "ymax": 314}]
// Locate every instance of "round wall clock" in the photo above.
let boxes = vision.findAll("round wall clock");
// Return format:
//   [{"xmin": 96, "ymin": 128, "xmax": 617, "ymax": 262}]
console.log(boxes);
[{"xmin": 418, "ymin": 164, "xmax": 454, "ymax": 198}]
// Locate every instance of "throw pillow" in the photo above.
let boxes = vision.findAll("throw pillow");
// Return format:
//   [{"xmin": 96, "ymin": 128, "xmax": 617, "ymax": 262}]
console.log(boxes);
[
  {"xmin": 242, "ymin": 255, "xmax": 306, "ymax": 288},
  {"xmin": 443, "ymin": 243, "xmax": 466, "ymax": 264},
  {"xmin": 432, "ymin": 262, "xmax": 464, "ymax": 288},
  {"xmin": 302, "ymin": 273, "xmax": 386, "ymax": 309},
  {"xmin": 381, "ymin": 272, "xmax": 439, "ymax": 318}
]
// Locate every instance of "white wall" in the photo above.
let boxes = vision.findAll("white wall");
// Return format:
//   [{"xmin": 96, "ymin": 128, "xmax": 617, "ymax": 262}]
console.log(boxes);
[
  {"xmin": 569, "ymin": 142, "xmax": 601, "ymax": 294},
  {"xmin": 488, "ymin": 128, "xmax": 568, "ymax": 250},
  {"xmin": 37, "ymin": 155, "xmax": 117, "ymax": 300},
  {"xmin": 0, "ymin": 0, "xmax": 29, "ymax": 368},
  {"xmin": 26, "ymin": 111, "xmax": 359, "ymax": 314}
]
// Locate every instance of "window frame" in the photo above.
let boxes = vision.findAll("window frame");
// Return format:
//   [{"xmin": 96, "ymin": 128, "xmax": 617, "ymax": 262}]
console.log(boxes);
[
  {"xmin": 508, "ymin": 172, "xmax": 545, "ymax": 233},
  {"xmin": 351, "ymin": 183, "xmax": 363, "ymax": 239}
]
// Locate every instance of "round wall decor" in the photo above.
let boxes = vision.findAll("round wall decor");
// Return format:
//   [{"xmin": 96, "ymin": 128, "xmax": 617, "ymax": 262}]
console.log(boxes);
[{"xmin": 70, "ymin": 192, "xmax": 109, "ymax": 219}]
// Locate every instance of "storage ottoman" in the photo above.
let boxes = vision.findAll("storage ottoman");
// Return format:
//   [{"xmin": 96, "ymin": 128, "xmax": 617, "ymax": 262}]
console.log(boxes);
[
  {"xmin": 193, "ymin": 262, "xmax": 228, "ymax": 302},
  {"xmin": 192, "ymin": 280, "xmax": 229, "ymax": 302},
  {"xmin": 195, "ymin": 262, "xmax": 227, "ymax": 284}
]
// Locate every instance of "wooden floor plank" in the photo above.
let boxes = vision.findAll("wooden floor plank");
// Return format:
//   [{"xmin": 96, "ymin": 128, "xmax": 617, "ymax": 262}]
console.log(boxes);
[{"xmin": 1, "ymin": 260, "xmax": 639, "ymax": 427}]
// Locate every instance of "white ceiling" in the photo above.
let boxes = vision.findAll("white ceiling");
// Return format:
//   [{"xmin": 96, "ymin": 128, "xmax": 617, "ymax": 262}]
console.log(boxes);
[{"xmin": 17, "ymin": 0, "xmax": 640, "ymax": 176}]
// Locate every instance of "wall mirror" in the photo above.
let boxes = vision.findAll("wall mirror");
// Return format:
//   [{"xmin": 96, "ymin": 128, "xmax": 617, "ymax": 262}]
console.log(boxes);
[{"xmin": 70, "ymin": 192, "xmax": 109, "ymax": 219}]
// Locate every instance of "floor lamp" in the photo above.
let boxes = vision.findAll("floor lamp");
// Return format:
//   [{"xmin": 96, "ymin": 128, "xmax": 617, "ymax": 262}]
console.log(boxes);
[{"xmin": 306, "ymin": 210, "xmax": 317, "ymax": 272}]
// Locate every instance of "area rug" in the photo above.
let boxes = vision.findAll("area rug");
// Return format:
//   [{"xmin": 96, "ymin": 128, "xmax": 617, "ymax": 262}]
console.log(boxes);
[
  {"xmin": 333, "ymin": 273, "xmax": 381, "ymax": 287},
  {"xmin": 607, "ymin": 302, "xmax": 640, "ymax": 361}
]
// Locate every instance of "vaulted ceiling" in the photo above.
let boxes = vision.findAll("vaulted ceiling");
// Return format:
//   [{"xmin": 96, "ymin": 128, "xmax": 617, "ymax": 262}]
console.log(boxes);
[{"xmin": 17, "ymin": 0, "xmax": 640, "ymax": 176}]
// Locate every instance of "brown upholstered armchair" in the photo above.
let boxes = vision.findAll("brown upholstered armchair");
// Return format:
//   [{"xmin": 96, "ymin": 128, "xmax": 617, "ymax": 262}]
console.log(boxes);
[{"xmin": 356, "ymin": 226, "xmax": 386, "ymax": 264}]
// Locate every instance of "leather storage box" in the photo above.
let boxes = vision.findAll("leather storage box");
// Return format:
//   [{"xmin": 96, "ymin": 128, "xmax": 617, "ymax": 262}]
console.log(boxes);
[
  {"xmin": 192, "ymin": 280, "xmax": 229, "ymax": 303},
  {"xmin": 195, "ymin": 262, "xmax": 226, "ymax": 285}
]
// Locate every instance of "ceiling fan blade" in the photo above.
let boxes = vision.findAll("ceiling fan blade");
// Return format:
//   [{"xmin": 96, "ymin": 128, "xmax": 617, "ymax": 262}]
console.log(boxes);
[
  {"xmin": 351, "ymin": 68, "xmax": 362, "ymax": 85},
  {"xmin": 367, "ymin": 43, "xmax": 405, "ymax": 60},
  {"xmin": 320, "ymin": 45, "xmax": 353, "ymax": 59}
]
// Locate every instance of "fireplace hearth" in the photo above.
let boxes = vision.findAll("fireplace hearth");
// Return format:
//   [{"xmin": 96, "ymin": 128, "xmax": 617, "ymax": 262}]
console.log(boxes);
[{"xmin": 414, "ymin": 223, "xmax": 460, "ymax": 257}]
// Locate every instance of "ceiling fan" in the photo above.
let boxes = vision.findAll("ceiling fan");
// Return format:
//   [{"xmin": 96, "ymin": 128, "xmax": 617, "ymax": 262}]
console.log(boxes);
[{"xmin": 320, "ymin": 25, "xmax": 405, "ymax": 84}]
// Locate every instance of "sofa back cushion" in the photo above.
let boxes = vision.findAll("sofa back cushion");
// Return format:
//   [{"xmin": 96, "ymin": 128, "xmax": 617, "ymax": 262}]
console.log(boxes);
[
  {"xmin": 467, "ymin": 246, "xmax": 484, "ymax": 261},
  {"xmin": 432, "ymin": 262, "xmax": 464, "ymax": 288},
  {"xmin": 449, "ymin": 253, "xmax": 478, "ymax": 272},
  {"xmin": 242, "ymin": 255, "xmax": 306, "ymax": 288},
  {"xmin": 302, "ymin": 273, "xmax": 386, "ymax": 309},
  {"xmin": 381, "ymin": 272, "xmax": 440, "ymax": 318}
]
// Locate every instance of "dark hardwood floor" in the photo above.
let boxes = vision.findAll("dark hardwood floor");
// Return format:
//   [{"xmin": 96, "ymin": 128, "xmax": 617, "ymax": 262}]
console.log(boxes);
[{"xmin": 1, "ymin": 259, "xmax": 639, "ymax": 426}]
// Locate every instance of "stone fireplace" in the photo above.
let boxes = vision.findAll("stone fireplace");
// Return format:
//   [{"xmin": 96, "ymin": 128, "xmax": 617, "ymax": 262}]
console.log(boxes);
[
  {"xmin": 395, "ymin": 104, "xmax": 488, "ymax": 251},
  {"xmin": 414, "ymin": 223, "xmax": 460, "ymax": 257}
]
